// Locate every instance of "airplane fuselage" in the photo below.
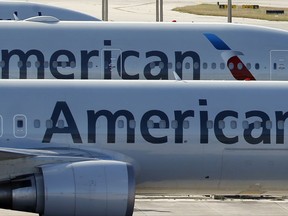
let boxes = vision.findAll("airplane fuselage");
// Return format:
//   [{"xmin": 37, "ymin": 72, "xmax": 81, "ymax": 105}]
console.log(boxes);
[
  {"xmin": 1, "ymin": 80, "xmax": 288, "ymax": 195},
  {"xmin": 1, "ymin": 21, "xmax": 288, "ymax": 80}
]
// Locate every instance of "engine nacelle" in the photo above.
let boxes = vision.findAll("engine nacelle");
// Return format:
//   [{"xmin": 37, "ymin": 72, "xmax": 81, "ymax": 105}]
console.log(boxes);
[{"xmin": 0, "ymin": 160, "xmax": 135, "ymax": 216}]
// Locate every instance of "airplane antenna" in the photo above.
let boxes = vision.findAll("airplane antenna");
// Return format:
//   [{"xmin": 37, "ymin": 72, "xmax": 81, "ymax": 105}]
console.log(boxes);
[
  {"xmin": 13, "ymin": 12, "xmax": 19, "ymax": 21},
  {"xmin": 173, "ymin": 71, "xmax": 182, "ymax": 81}
]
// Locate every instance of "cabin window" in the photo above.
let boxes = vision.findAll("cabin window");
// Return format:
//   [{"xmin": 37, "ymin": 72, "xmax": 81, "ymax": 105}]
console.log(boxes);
[
  {"xmin": 218, "ymin": 120, "xmax": 225, "ymax": 129},
  {"xmin": 26, "ymin": 61, "xmax": 31, "ymax": 68},
  {"xmin": 246, "ymin": 63, "xmax": 251, "ymax": 69},
  {"xmin": 0, "ymin": 61, "xmax": 5, "ymax": 67},
  {"xmin": 147, "ymin": 120, "xmax": 154, "ymax": 128},
  {"xmin": 17, "ymin": 120, "xmax": 23, "ymax": 128},
  {"xmin": 278, "ymin": 120, "xmax": 284, "ymax": 130},
  {"xmin": 34, "ymin": 119, "xmax": 41, "ymax": 128},
  {"xmin": 255, "ymin": 63, "xmax": 260, "ymax": 70},
  {"xmin": 61, "ymin": 62, "xmax": 67, "ymax": 68},
  {"xmin": 18, "ymin": 61, "xmax": 23, "ymax": 68},
  {"xmin": 46, "ymin": 120, "xmax": 53, "ymax": 129},
  {"xmin": 220, "ymin": 63, "xmax": 225, "ymax": 70},
  {"xmin": 242, "ymin": 121, "xmax": 249, "ymax": 129},
  {"xmin": 203, "ymin": 62, "xmax": 208, "ymax": 69},
  {"xmin": 176, "ymin": 62, "xmax": 182, "ymax": 69},
  {"xmin": 70, "ymin": 61, "xmax": 76, "ymax": 68},
  {"xmin": 171, "ymin": 120, "xmax": 178, "ymax": 129},
  {"xmin": 52, "ymin": 61, "xmax": 58, "ymax": 68},
  {"xmin": 118, "ymin": 120, "xmax": 124, "ymax": 128},
  {"xmin": 237, "ymin": 63, "xmax": 243, "ymax": 70},
  {"xmin": 230, "ymin": 120, "xmax": 237, "ymax": 129},
  {"xmin": 194, "ymin": 62, "xmax": 200, "ymax": 70},
  {"xmin": 254, "ymin": 121, "xmax": 261, "ymax": 129},
  {"xmin": 129, "ymin": 120, "xmax": 136, "ymax": 129},
  {"xmin": 266, "ymin": 121, "xmax": 272, "ymax": 129},
  {"xmin": 183, "ymin": 120, "xmax": 189, "ymax": 129},
  {"xmin": 35, "ymin": 61, "xmax": 41, "ymax": 68},
  {"xmin": 150, "ymin": 62, "xmax": 156, "ymax": 69},
  {"xmin": 207, "ymin": 120, "xmax": 213, "ymax": 129},
  {"xmin": 158, "ymin": 120, "xmax": 165, "ymax": 128},
  {"xmin": 228, "ymin": 62, "xmax": 234, "ymax": 70},
  {"xmin": 211, "ymin": 63, "xmax": 216, "ymax": 69},
  {"xmin": 57, "ymin": 120, "xmax": 65, "ymax": 129}
]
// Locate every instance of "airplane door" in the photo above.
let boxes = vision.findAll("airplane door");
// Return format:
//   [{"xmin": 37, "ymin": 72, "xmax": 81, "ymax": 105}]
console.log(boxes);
[
  {"xmin": 270, "ymin": 50, "xmax": 288, "ymax": 80},
  {"xmin": 101, "ymin": 49, "xmax": 122, "ymax": 79},
  {"xmin": 13, "ymin": 115, "xmax": 27, "ymax": 138}
]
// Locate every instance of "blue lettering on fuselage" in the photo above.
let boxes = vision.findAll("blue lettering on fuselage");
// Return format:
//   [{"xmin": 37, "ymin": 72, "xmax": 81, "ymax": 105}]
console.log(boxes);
[
  {"xmin": 1, "ymin": 40, "xmax": 201, "ymax": 79},
  {"xmin": 43, "ymin": 101, "xmax": 288, "ymax": 145}
]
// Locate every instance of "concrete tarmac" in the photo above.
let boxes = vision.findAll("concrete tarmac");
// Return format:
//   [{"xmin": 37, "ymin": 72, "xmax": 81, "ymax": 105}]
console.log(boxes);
[
  {"xmin": 1, "ymin": 0, "xmax": 288, "ymax": 216},
  {"xmin": 3, "ymin": 196, "xmax": 288, "ymax": 216},
  {"xmin": 133, "ymin": 197, "xmax": 288, "ymax": 216},
  {"xmin": 18, "ymin": 0, "xmax": 288, "ymax": 30}
]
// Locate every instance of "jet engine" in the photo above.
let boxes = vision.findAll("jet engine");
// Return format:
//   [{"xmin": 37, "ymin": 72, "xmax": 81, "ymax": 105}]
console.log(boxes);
[{"xmin": 0, "ymin": 160, "xmax": 135, "ymax": 216}]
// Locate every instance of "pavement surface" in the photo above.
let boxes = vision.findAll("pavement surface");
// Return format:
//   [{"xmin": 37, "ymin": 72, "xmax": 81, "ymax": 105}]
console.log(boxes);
[
  {"xmin": 16, "ymin": 0, "xmax": 288, "ymax": 30},
  {"xmin": 134, "ymin": 197, "xmax": 288, "ymax": 216},
  {"xmin": 3, "ymin": 196, "xmax": 288, "ymax": 216}
]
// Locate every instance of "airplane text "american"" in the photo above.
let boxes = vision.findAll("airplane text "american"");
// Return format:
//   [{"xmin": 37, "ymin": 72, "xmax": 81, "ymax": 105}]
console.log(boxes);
[
  {"xmin": 43, "ymin": 101, "xmax": 288, "ymax": 145},
  {"xmin": 1, "ymin": 40, "xmax": 200, "ymax": 80}
]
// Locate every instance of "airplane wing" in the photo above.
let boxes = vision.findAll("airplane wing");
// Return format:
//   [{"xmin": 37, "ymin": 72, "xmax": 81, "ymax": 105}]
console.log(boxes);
[
  {"xmin": 0, "ymin": 148, "xmax": 35, "ymax": 160},
  {"xmin": 0, "ymin": 146, "xmax": 123, "ymax": 160},
  {"xmin": 0, "ymin": 147, "xmax": 92, "ymax": 160}
]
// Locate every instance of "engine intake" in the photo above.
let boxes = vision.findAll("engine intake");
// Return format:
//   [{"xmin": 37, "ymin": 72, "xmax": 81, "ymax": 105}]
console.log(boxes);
[{"xmin": 0, "ymin": 160, "xmax": 135, "ymax": 216}]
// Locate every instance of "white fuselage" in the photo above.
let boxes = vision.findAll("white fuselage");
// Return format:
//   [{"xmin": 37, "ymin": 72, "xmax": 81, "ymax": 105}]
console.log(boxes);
[
  {"xmin": 0, "ymin": 21, "xmax": 287, "ymax": 80},
  {"xmin": 0, "ymin": 80, "xmax": 288, "ymax": 195}
]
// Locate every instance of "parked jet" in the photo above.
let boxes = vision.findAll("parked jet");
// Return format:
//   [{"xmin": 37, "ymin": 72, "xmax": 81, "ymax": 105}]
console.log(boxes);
[
  {"xmin": 0, "ymin": 80, "xmax": 288, "ymax": 215},
  {"xmin": 0, "ymin": 1, "xmax": 100, "ymax": 21},
  {"xmin": 0, "ymin": 21, "xmax": 287, "ymax": 80}
]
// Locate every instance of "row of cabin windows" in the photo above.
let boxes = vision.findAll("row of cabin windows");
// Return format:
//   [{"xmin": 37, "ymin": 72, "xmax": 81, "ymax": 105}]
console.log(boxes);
[
  {"xmin": 8, "ymin": 117, "xmax": 288, "ymax": 139},
  {"xmin": 90, "ymin": 61, "xmax": 261, "ymax": 71},
  {"xmin": 0, "ymin": 60, "xmax": 261, "ymax": 71},
  {"xmin": 27, "ymin": 119, "xmax": 286, "ymax": 130}
]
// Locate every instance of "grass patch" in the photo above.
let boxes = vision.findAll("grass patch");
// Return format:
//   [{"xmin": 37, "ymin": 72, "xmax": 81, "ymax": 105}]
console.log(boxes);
[{"xmin": 173, "ymin": 4, "xmax": 288, "ymax": 21}]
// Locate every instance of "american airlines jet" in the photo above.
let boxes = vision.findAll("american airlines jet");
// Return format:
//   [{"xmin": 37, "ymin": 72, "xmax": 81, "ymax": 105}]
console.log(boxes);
[
  {"xmin": 0, "ymin": 79, "xmax": 288, "ymax": 216},
  {"xmin": 0, "ymin": 1, "xmax": 100, "ymax": 21},
  {"xmin": 0, "ymin": 21, "xmax": 288, "ymax": 80}
]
